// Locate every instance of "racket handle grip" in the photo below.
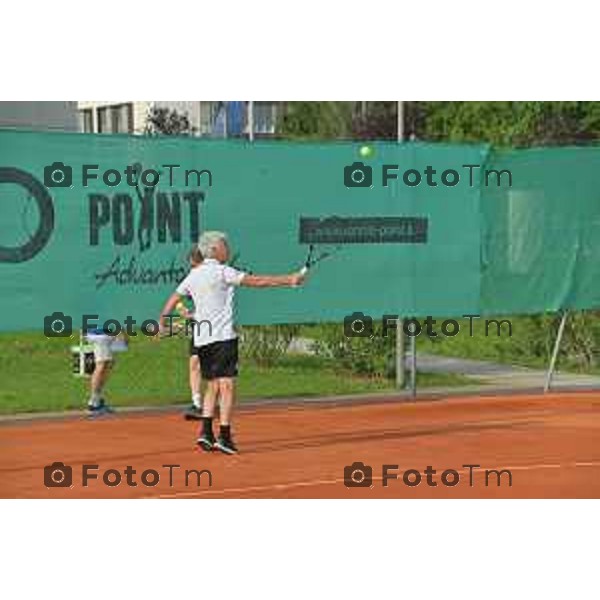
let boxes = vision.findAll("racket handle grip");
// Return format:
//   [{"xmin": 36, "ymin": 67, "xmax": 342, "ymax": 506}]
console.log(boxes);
[{"xmin": 292, "ymin": 266, "xmax": 308, "ymax": 288}]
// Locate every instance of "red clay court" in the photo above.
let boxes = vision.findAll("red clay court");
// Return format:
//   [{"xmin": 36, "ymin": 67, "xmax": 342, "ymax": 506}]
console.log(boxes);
[{"xmin": 1, "ymin": 390, "xmax": 599, "ymax": 498}]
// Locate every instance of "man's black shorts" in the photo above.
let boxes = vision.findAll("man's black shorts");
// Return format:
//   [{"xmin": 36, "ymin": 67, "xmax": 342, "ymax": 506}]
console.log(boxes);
[{"xmin": 191, "ymin": 339, "xmax": 238, "ymax": 380}]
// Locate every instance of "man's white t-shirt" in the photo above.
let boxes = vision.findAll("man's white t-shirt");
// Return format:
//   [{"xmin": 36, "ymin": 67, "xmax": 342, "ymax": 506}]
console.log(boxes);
[{"xmin": 176, "ymin": 258, "xmax": 246, "ymax": 347}]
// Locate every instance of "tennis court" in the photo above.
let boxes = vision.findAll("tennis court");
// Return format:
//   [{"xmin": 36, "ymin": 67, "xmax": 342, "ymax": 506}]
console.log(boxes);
[
  {"xmin": 3, "ymin": 128, "xmax": 600, "ymax": 499},
  {"xmin": 2, "ymin": 390, "xmax": 599, "ymax": 498}
]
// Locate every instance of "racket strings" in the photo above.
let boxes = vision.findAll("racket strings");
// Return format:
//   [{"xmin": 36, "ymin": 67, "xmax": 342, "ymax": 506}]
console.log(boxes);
[{"xmin": 304, "ymin": 243, "xmax": 342, "ymax": 268}]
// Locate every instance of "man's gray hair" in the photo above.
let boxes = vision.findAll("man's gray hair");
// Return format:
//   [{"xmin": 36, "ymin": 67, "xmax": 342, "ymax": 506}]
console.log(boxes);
[{"xmin": 198, "ymin": 231, "xmax": 228, "ymax": 259}]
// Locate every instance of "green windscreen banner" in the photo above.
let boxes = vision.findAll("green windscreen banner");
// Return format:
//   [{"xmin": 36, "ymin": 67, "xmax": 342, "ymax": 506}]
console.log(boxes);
[
  {"xmin": 481, "ymin": 147, "xmax": 600, "ymax": 315},
  {"xmin": 0, "ymin": 128, "xmax": 598, "ymax": 332}
]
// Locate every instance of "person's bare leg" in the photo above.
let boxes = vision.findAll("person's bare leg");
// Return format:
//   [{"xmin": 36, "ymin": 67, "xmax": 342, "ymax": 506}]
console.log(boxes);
[
  {"xmin": 202, "ymin": 379, "xmax": 218, "ymax": 418},
  {"xmin": 189, "ymin": 355, "xmax": 202, "ymax": 407},
  {"xmin": 89, "ymin": 360, "xmax": 111, "ymax": 407},
  {"xmin": 217, "ymin": 377, "xmax": 235, "ymax": 425}
]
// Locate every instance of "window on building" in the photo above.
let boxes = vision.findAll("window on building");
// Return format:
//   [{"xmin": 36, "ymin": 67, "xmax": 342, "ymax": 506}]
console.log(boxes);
[
  {"xmin": 97, "ymin": 103, "xmax": 134, "ymax": 133},
  {"xmin": 199, "ymin": 101, "xmax": 222, "ymax": 135},
  {"xmin": 80, "ymin": 109, "xmax": 94, "ymax": 133},
  {"xmin": 197, "ymin": 101, "xmax": 278, "ymax": 137},
  {"xmin": 253, "ymin": 102, "xmax": 277, "ymax": 135}
]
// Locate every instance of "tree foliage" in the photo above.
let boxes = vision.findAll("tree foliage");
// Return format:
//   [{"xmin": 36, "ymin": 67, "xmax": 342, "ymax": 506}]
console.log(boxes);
[
  {"xmin": 416, "ymin": 101, "xmax": 600, "ymax": 146},
  {"xmin": 277, "ymin": 102, "xmax": 355, "ymax": 139},
  {"xmin": 279, "ymin": 101, "xmax": 600, "ymax": 147},
  {"xmin": 145, "ymin": 106, "xmax": 192, "ymax": 136}
]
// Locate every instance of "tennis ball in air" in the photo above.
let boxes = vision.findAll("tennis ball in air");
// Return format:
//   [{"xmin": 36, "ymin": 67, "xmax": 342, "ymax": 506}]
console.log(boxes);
[{"xmin": 359, "ymin": 145, "xmax": 375, "ymax": 159}]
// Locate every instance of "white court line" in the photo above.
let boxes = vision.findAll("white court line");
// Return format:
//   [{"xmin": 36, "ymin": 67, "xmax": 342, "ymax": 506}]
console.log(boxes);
[{"xmin": 147, "ymin": 461, "xmax": 600, "ymax": 499}]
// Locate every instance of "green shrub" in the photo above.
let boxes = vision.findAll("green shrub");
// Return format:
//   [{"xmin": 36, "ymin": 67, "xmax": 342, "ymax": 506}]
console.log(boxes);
[
  {"xmin": 239, "ymin": 324, "xmax": 301, "ymax": 367},
  {"xmin": 312, "ymin": 323, "xmax": 396, "ymax": 379}
]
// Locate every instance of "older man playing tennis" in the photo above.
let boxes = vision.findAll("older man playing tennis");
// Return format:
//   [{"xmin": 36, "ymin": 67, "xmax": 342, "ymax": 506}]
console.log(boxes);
[{"xmin": 159, "ymin": 231, "xmax": 305, "ymax": 454}]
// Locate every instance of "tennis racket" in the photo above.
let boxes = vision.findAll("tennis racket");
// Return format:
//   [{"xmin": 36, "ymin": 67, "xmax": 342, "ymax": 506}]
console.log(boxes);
[{"xmin": 299, "ymin": 243, "xmax": 343, "ymax": 275}]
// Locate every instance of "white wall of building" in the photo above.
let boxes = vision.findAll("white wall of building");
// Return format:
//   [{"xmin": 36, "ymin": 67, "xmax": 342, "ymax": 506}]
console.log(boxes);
[
  {"xmin": 78, "ymin": 100, "xmax": 150, "ymax": 134},
  {"xmin": 77, "ymin": 101, "xmax": 204, "ymax": 134}
]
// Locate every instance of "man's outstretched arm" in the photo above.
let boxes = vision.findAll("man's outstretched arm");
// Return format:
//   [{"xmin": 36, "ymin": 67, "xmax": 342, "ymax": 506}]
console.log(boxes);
[{"xmin": 240, "ymin": 272, "xmax": 305, "ymax": 288}]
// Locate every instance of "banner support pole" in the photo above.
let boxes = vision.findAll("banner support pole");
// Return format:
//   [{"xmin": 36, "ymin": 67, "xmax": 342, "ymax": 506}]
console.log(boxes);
[
  {"xmin": 248, "ymin": 101, "xmax": 254, "ymax": 142},
  {"xmin": 410, "ymin": 330, "xmax": 417, "ymax": 399},
  {"xmin": 395, "ymin": 101, "xmax": 406, "ymax": 391},
  {"xmin": 79, "ymin": 329, "xmax": 85, "ymax": 377},
  {"xmin": 396, "ymin": 320, "xmax": 405, "ymax": 389},
  {"xmin": 544, "ymin": 310, "xmax": 568, "ymax": 393}
]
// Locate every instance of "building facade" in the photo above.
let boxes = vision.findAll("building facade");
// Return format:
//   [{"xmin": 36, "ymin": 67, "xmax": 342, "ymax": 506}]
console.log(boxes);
[
  {"xmin": 0, "ymin": 101, "xmax": 79, "ymax": 132},
  {"xmin": 77, "ymin": 101, "xmax": 279, "ymax": 137}
]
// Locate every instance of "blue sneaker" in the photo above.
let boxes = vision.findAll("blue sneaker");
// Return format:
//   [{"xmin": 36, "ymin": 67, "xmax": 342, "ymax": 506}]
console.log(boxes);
[{"xmin": 87, "ymin": 399, "xmax": 115, "ymax": 416}]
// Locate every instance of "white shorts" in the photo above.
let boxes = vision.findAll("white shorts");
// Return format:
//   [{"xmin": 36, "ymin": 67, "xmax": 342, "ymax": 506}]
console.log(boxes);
[
  {"xmin": 90, "ymin": 337, "xmax": 114, "ymax": 362},
  {"xmin": 86, "ymin": 334, "xmax": 128, "ymax": 363}
]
